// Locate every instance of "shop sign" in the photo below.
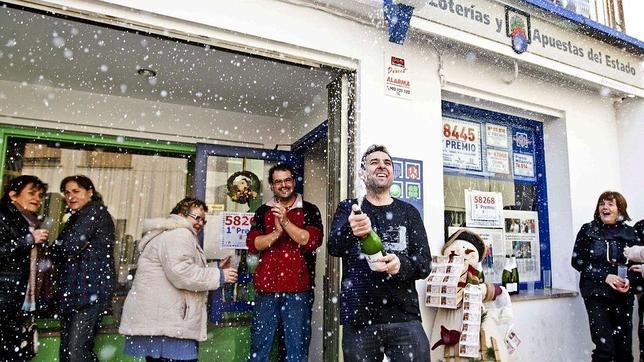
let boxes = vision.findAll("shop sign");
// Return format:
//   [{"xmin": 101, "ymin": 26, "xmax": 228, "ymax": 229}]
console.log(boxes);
[
  {"xmin": 442, "ymin": 118, "xmax": 482, "ymax": 171},
  {"xmin": 384, "ymin": 53, "xmax": 412, "ymax": 99},
  {"xmin": 414, "ymin": 0, "xmax": 643, "ymax": 89}
]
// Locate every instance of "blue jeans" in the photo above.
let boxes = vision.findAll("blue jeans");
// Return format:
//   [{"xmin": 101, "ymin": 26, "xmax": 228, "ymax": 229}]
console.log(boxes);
[
  {"xmin": 59, "ymin": 301, "xmax": 108, "ymax": 362},
  {"xmin": 250, "ymin": 291, "xmax": 313, "ymax": 362},
  {"xmin": 342, "ymin": 320, "xmax": 430, "ymax": 362}
]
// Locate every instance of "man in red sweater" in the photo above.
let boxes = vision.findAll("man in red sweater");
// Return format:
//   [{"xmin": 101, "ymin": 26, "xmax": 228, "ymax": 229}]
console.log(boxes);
[{"xmin": 246, "ymin": 163, "xmax": 323, "ymax": 362}]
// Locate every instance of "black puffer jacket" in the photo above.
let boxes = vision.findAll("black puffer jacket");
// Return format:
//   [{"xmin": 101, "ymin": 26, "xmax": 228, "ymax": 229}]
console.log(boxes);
[
  {"xmin": 0, "ymin": 201, "xmax": 34, "ymax": 320},
  {"xmin": 571, "ymin": 220, "xmax": 641, "ymax": 301},
  {"xmin": 51, "ymin": 201, "xmax": 115, "ymax": 312}
]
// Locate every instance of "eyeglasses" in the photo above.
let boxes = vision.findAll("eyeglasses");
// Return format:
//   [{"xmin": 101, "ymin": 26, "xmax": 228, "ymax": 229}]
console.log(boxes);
[
  {"xmin": 187, "ymin": 212, "xmax": 207, "ymax": 225},
  {"xmin": 271, "ymin": 177, "xmax": 294, "ymax": 186}
]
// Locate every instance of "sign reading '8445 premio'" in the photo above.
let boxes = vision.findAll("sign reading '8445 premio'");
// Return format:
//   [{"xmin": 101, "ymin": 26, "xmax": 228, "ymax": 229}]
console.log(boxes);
[{"xmin": 442, "ymin": 118, "xmax": 482, "ymax": 171}]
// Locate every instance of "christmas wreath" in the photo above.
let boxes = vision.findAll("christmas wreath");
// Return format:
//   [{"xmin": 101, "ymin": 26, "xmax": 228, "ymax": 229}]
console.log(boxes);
[{"xmin": 226, "ymin": 171, "xmax": 260, "ymax": 204}]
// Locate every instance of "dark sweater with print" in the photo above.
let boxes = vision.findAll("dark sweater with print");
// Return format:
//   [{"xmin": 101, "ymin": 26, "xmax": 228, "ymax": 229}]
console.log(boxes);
[{"xmin": 328, "ymin": 198, "xmax": 431, "ymax": 327}]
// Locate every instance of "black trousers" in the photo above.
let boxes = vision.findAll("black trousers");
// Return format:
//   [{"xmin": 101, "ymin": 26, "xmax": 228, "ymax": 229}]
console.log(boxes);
[
  {"xmin": 59, "ymin": 301, "xmax": 108, "ymax": 362},
  {"xmin": 584, "ymin": 298, "xmax": 634, "ymax": 362},
  {"xmin": 639, "ymin": 294, "xmax": 644, "ymax": 362}
]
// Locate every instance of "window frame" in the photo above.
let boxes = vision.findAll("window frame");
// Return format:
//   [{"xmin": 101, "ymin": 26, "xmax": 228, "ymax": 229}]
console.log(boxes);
[{"xmin": 442, "ymin": 101, "xmax": 552, "ymax": 290}]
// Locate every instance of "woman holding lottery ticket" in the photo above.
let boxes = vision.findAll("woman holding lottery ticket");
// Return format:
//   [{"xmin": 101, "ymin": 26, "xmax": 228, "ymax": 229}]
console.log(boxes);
[{"xmin": 571, "ymin": 191, "xmax": 640, "ymax": 362}]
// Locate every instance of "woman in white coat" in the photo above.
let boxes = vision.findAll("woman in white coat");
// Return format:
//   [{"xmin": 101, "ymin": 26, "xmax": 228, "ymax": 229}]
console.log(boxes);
[{"xmin": 119, "ymin": 197, "xmax": 237, "ymax": 362}]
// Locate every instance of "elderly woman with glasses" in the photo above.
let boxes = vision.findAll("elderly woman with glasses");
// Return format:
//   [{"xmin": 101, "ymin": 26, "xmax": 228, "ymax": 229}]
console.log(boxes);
[{"xmin": 119, "ymin": 197, "xmax": 238, "ymax": 362}]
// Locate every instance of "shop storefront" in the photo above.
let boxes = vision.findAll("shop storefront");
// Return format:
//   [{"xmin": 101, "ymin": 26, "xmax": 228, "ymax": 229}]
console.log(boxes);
[{"xmin": 0, "ymin": 0, "xmax": 642, "ymax": 360}]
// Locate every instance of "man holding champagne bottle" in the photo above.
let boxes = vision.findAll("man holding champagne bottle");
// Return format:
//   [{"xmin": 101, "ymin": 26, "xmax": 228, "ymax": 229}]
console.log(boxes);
[{"xmin": 329, "ymin": 144, "xmax": 432, "ymax": 361}]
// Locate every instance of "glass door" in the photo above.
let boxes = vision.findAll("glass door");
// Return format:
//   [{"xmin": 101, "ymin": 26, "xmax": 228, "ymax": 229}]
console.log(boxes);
[{"xmin": 193, "ymin": 143, "xmax": 302, "ymax": 361}]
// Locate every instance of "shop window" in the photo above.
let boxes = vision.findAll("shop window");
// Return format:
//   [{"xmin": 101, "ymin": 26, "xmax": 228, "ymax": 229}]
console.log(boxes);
[
  {"xmin": 442, "ymin": 101, "xmax": 550, "ymax": 289},
  {"xmin": 3, "ymin": 136, "xmax": 193, "ymax": 329}
]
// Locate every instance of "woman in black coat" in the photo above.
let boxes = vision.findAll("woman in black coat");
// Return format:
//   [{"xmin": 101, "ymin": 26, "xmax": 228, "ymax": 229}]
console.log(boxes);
[
  {"xmin": 571, "ymin": 191, "xmax": 640, "ymax": 362},
  {"xmin": 0, "ymin": 175, "xmax": 49, "ymax": 360},
  {"xmin": 51, "ymin": 175, "xmax": 115, "ymax": 362}
]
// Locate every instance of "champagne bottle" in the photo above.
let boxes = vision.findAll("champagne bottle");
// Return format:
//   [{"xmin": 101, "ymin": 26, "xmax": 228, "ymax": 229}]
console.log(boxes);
[
  {"xmin": 476, "ymin": 261, "xmax": 485, "ymax": 283},
  {"xmin": 502, "ymin": 255, "xmax": 519, "ymax": 295},
  {"xmin": 352, "ymin": 205, "xmax": 386, "ymax": 269}
]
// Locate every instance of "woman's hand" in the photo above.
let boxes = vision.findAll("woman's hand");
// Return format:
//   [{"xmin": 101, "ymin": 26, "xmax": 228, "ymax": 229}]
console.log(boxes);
[
  {"xmin": 630, "ymin": 264, "xmax": 644, "ymax": 276},
  {"xmin": 222, "ymin": 266, "xmax": 238, "ymax": 284},
  {"xmin": 605, "ymin": 274, "xmax": 630, "ymax": 293},
  {"xmin": 31, "ymin": 229, "xmax": 49, "ymax": 244},
  {"xmin": 219, "ymin": 256, "xmax": 238, "ymax": 283}
]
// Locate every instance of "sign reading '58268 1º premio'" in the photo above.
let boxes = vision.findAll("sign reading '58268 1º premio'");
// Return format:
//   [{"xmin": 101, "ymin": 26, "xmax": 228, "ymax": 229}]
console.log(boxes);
[{"xmin": 442, "ymin": 118, "xmax": 482, "ymax": 171}]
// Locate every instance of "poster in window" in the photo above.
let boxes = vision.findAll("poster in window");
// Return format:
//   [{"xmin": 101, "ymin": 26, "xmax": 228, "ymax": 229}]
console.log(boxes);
[
  {"xmin": 512, "ymin": 128, "xmax": 535, "ymax": 154},
  {"xmin": 511, "ymin": 127, "xmax": 535, "ymax": 179},
  {"xmin": 485, "ymin": 123, "xmax": 509, "ymax": 148},
  {"xmin": 503, "ymin": 210, "xmax": 540, "ymax": 282},
  {"xmin": 486, "ymin": 149, "xmax": 510, "ymax": 174},
  {"xmin": 219, "ymin": 211, "xmax": 254, "ymax": 249},
  {"xmin": 465, "ymin": 190, "xmax": 503, "ymax": 228},
  {"xmin": 513, "ymin": 153, "xmax": 534, "ymax": 178},
  {"xmin": 442, "ymin": 118, "xmax": 482, "ymax": 171},
  {"xmin": 448, "ymin": 226, "xmax": 505, "ymax": 284}
]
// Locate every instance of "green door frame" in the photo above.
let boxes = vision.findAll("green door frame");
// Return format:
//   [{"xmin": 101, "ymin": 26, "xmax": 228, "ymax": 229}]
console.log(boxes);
[{"xmin": 0, "ymin": 124, "xmax": 195, "ymax": 189}]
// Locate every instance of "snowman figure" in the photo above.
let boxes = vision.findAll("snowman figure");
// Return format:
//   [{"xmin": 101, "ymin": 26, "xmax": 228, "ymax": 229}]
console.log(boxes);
[{"xmin": 429, "ymin": 229, "xmax": 514, "ymax": 361}]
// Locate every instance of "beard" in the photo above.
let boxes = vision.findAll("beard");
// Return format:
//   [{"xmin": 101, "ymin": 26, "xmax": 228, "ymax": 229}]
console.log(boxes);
[{"xmin": 365, "ymin": 177, "xmax": 391, "ymax": 194}]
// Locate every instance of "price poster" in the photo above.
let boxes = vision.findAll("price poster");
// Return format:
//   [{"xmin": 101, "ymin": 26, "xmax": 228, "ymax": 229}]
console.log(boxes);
[
  {"xmin": 513, "ymin": 153, "xmax": 534, "ymax": 178},
  {"xmin": 384, "ymin": 53, "xmax": 411, "ymax": 99},
  {"xmin": 442, "ymin": 118, "xmax": 482, "ymax": 171},
  {"xmin": 219, "ymin": 211, "xmax": 254, "ymax": 249},
  {"xmin": 485, "ymin": 123, "xmax": 509, "ymax": 148},
  {"xmin": 486, "ymin": 149, "xmax": 510, "ymax": 174},
  {"xmin": 511, "ymin": 128, "xmax": 535, "ymax": 180},
  {"xmin": 503, "ymin": 210, "xmax": 540, "ymax": 281},
  {"xmin": 465, "ymin": 190, "xmax": 503, "ymax": 228}
]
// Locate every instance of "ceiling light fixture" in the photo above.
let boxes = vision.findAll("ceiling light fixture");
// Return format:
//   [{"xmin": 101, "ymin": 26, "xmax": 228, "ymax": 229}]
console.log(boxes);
[{"xmin": 137, "ymin": 68, "xmax": 157, "ymax": 78}]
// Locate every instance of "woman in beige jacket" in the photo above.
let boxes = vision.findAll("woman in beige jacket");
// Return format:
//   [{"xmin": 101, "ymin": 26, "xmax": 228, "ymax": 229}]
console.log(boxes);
[{"xmin": 119, "ymin": 197, "xmax": 237, "ymax": 362}]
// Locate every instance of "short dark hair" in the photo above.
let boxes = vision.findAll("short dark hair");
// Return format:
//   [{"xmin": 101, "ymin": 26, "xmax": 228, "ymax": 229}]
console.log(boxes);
[
  {"xmin": 170, "ymin": 197, "xmax": 208, "ymax": 216},
  {"xmin": 360, "ymin": 144, "xmax": 391, "ymax": 170},
  {"xmin": 1, "ymin": 175, "xmax": 48, "ymax": 205},
  {"xmin": 593, "ymin": 191, "xmax": 630, "ymax": 222},
  {"xmin": 60, "ymin": 175, "xmax": 104, "ymax": 205},
  {"xmin": 268, "ymin": 163, "xmax": 296, "ymax": 185}
]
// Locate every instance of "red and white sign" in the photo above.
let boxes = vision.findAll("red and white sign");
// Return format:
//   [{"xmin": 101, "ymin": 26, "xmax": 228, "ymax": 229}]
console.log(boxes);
[
  {"xmin": 384, "ymin": 53, "xmax": 411, "ymax": 99},
  {"xmin": 443, "ymin": 118, "xmax": 482, "ymax": 171},
  {"xmin": 465, "ymin": 190, "xmax": 503, "ymax": 228},
  {"xmin": 485, "ymin": 124, "xmax": 509, "ymax": 148},
  {"xmin": 513, "ymin": 153, "xmax": 535, "ymax": 178},
  {"xmin": 219, "ymin": 211, "xmax": 254, "ymax": 249},
  {"xmin": 486, "ymin": 149, "xmax": 510, "ymax": 174}
]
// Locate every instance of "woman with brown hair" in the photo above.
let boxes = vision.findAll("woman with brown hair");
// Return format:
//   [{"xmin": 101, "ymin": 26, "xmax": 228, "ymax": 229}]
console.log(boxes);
[
  {"xmin": 571, "ymin": 191, "xmax": 639, "ymax": 362},
  {"xmin": 119, "ymin": 197, "xmax": 237, "ymax": 362},
  {"xmin": 52, "ymin": 175, "xmax": 115, "ymax": 362},
  {"xmin": 0, "ymin": 175, "xmax": 49, "ymax": 360}
]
